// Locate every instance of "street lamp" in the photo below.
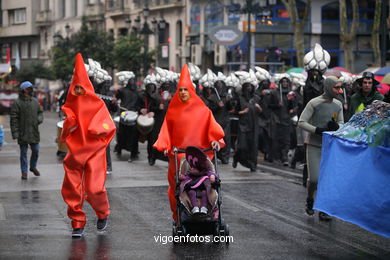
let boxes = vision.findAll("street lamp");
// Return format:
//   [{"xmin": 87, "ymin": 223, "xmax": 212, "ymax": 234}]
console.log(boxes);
[
  {"xmin": 229, "ymin": 0, "xmax": 276, "ymax": 70},
  {"xmin": 53, "ymin": 24, "xmax": 72, "ymax": 47},
  {"xmin": 131, "ymin": 6, "xmax": 166, "ymax": 77},
  {"xmin": 65, "ymin": 24, "xmax": 71, "ymax": 40}
]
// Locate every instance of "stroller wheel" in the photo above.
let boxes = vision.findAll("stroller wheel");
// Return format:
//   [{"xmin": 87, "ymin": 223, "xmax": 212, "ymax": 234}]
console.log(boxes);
[
  {"xmin": 172, "ymin": 225, "xmax": 178, "ymax": 237},
  {"xmin": 176, "ymin": 225, "xmax": 186, "ymax": 237},
  {"xmin": 213, "ymin": 223, "xmax": 220, "ymax": 238},
  {"xmin": 220, "ymin": 224, "xmax": 230, "ymax": 244}
]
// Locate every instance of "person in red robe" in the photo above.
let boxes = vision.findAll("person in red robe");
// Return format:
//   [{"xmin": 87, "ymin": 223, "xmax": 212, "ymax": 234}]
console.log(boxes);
[
  {"xmin": 153, "ymin": 64, "xmax": 225, "ymax": 221},
  {"xmin": 60, "ymin": 53, "xmax": 116, "ymax": 237}
]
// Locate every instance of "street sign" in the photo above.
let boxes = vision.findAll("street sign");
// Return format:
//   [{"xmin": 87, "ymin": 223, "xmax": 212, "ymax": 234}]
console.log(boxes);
[{"xmin": 209, "ymin": 25, "xmax": 244, "ymax": 46}]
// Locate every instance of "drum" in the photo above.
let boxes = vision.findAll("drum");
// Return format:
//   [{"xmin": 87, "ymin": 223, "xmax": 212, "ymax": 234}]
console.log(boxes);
[
  {"xmin": 136, "ymin": 113, "xmax": 155, "ymax": 136},
  {"xmin": 113, "ymin": 116, "xmax": 120, "ymax": 127},
  {"xmin": 56, "ymin": 120, "xmax": 68, "ymax": 153},
  {"xmin": 120, "ymin": 111, "xmax": 138, "ymax": 126}
]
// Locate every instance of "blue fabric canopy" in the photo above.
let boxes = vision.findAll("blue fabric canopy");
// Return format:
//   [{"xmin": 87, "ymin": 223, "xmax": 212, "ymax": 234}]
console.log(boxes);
[{"xmin": 314, "ymin": 133, "xmax": 390, "ymax": 238}]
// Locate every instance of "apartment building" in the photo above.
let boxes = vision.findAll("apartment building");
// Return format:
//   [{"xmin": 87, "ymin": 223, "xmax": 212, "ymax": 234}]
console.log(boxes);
[
  {"xmin": 0, "ymin": 0, "xmax": 105, "ymax": 68},
  {"xmin": 0, "ymin": 0, "xmax": 387, "ymax": 74}
]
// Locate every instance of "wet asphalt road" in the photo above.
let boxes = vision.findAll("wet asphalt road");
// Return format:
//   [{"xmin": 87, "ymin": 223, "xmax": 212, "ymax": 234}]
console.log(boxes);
[{"xmin": 0, "ymin": 111, "xmax": 389, "ymax": 260}]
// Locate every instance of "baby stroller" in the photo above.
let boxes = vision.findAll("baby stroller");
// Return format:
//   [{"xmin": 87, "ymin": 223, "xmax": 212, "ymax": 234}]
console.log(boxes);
[{"xmin": 172, "ymin": 146, "xmax": 229, "ymax": 243}]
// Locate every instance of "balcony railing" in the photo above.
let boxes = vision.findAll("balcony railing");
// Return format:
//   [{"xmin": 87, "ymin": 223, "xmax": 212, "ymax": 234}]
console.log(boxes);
[
  {"xmin": 85, "ymin": 3, "xmax": 104, "ymax": 17},
  {"xmin": 106, "ymin": 0, "xmax": 125, "ymax": 11},
  {"xmin": 35, "ymin": 10, "xmax": 52, "ymax": 26}
]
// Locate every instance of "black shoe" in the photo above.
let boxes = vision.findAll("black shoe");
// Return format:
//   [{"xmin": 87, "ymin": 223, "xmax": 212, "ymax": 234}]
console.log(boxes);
[
  {"xmin": 318, "ymin": 212, "xmax": 332, "ymax": 221},
  {"xmin": 220, "ymin": 158, "xmax": 229, "ymax": 164},
  {"xmin": 97, "ymin": 218, "xmax": 108, "ymax": 231},
  {"xmin": 21, "ymin": 172, "xmax": 27, "ymax": 180},
  {"xmin": 290, "ymin": 161, "xmax": 296, "ymax": 169},
  {"xmin": 282, "ymin": 161, "xmax": 289, "ymax": 167},
  {"xmin": 128, "ymin": 154, "xmax": 139, "ymax": 163},
  {"xmin": 305, "ymin": 198, "xmax": 314, "ymax": 216},
  {"xmin": 148, "ymin": 158, "xmax": 155, "ymax": 166},
  {"xmin": 72, "ymin": 228, "xmax": 84, "ymax": 238},
  {"xmin": 250, "ymin": 167, "xmax": 256, "ymax": 172},
  {"xmin": 232, "ymin": 158, "xmax": 237, "ymax": 168},
  {"xmin": 30, "ymin": 168, "xmax": 40, "ymax": 176}
]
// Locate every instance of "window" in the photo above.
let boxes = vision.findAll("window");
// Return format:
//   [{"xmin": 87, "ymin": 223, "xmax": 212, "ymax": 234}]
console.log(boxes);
[
  {"xmin": 321, "ymin": 35, "xmax": 339, "ymax": 50},
  {"xmin": 21, "ymin": 42, "xmax": 28, "ymax": 58},
  {"xmin": 205, "ymin": 0, "xmax": 223, "ymax": 33},
  {"xmin": 58, "ymin": 0, "xmax": 65, "ymax": 18},
  {"xmin": 11, "ymin": 42, "xmax": 18, "ymax": 58},
  {"xmin": 30, "ymin": 42, "xmax": 38, "ymax": 58},
  {"xmin": 10, "ymin": 9, "xmax": 26, "ymax": 24},
  {"xmin": 255, "ymin": 34, "xmax": 273, "ymax": 49},
  {"xmin": 73, "ymin": 0, "xmax": 78, "ymax": 17},
  {"xmin": 275, "ymin": 34, "xmax": 291, "ymax": 49},
  {"xmin": 40, "ymin": 0, "xmax": 50, "ymax": 11},
  {"xmin": 190, "ymin": 3, "xmax": 200, "ymax": 34}
]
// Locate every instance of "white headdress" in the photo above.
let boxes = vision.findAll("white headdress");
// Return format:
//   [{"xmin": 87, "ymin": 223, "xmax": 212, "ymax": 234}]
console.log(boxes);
[
  {"xmin": 188, "ymin": 63, "xmax": 202, "ymax": 82},
  {"xmin": 273, "ymin": 73, "xmax": 291, "ymax": 86},
  {"xmin": 225, "ymin": 72, "xmax": 241, "ymax": 91},
  {"xmin": 254, "ymin": 66, "xmax": 271, "ymax": 82},
  {"xmin": 143, "ymin": 74, "xmax": 159, "ymax": 87},
  {"xmin": 289, "ymin": 72, "xmax": 307, "ymax": 88},
  {"xmin": 155, "ymin": 67, "xmax": 179, "ymax": 85},
  {"xmin": 199, "ymin": 69, "xmax": 217, "ymax": 88},
  {"xmin": 303, "ymin": 43, "xmax": 331, "ymax": 73},
  {"xmin": 235, "ymin": 69, "xmax": 259, "ymax": 87},
  {"xmin": 85, "ymin": 58, "xmax": 112, "ymax": 84},
  {"xmin": 116, "ymin": 71, "xmax": 135, "ymax": 86}
]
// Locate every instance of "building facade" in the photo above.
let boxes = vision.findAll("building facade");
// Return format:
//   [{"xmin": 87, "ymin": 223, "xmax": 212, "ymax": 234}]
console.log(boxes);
[{"xmin": 0, "ymin": 0, "xmax": 388, "ymax": 74}]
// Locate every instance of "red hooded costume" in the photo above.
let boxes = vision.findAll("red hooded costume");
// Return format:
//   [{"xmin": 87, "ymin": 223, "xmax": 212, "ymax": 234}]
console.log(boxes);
[
  {"xmin": 60, "ymin": 53, "xmax": 116, "ymax": 229},
  {"xmin": 153, "ymin": 64, "xmax": 225, "ymax": 221}
]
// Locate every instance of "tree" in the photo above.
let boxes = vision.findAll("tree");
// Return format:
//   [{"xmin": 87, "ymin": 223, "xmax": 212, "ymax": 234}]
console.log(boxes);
[
  {"xmin": 113, "ymin": 33, "xmax": 156, "ymax": 77},
  {"xmin": 281, "ymin": 0, "xmax": 311, "ymax": 68},
  {"xmin": 72, "ymin": 19, "xmax": 114, "ymax": 69},
  {"xmin": 371, "ymin": 0, "xmax": 382, "ymax": 66},
  {"xmin": 15, "ymin": 62, "xmax": 55, "ymax": 83},
  {"xmin": 49, "ymin": 17, "xmax": 115, "ymax": 82},
  {"xmin": 339, "ymin": 0, "xmax": 359, "ymax": 72},
  {"xmin": 49, "ymin": 42, "xmax": 74, "ymax": 82}
]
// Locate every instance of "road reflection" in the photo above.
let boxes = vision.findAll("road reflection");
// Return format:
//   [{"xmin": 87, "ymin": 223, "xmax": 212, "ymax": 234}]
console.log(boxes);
[{"xmin": 67, "ymin": 234, "xmax": 111, "ymax": 260}]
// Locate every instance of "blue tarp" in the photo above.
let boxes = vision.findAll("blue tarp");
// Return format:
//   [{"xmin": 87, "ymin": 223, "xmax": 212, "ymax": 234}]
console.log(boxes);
[{"xmin": 314, "ymin": 133, "xmax": 390, "ymax": 238}]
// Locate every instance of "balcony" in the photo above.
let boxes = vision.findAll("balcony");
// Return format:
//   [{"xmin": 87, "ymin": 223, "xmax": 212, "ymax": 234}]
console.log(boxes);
[
  {"xmin": 149, "ymin": 0, "xmax": 184, "ymax": 10},
  {"xmin": 105, "ymin": 0, "xmax": 127, "ymax": 18},
  {"xmin": 35, "ymin": 10, "xmax": 52, "ymax": 27},
  {"xmin": 85, "ymin": 3, "xmax": 104, "ymax": 21},
  {"xmin": 85, "ymin": 3, "xmax": 104, "ymax": 17}
]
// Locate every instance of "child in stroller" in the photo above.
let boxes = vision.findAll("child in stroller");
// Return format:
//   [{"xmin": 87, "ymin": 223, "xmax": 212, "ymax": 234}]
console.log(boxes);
[
  {"xmin": 179, "ymin": 146, "xmax": 218, "ymax": 215},
  {"xmin": 173, "ymin": 145, "xmax": 229, "ymax": 240}
]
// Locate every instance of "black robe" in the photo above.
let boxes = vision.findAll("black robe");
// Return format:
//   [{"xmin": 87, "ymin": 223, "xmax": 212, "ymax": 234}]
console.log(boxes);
[
  {"xmin": 115, "ymin": 86, "xmax": 142, "ymax": 156},
  {"xmin": 234, "ymin": 89, "xmax": 260, "ymax": 170}
]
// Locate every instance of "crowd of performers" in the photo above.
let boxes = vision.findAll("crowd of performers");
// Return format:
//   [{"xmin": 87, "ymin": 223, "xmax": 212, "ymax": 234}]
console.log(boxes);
[
  {"xmin": 58, "ymin": 45, "xmax": 390, "ymax": 231},
  {"xmin": 78, "ymin": 65, "xmax": 386, "ymax": 172}
]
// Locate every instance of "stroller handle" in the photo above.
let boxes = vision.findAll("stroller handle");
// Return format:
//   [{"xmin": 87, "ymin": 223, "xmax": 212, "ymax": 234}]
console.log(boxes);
[{"xmin": 173, "ymin": 147, "xmax": 213, "ymax": 154}]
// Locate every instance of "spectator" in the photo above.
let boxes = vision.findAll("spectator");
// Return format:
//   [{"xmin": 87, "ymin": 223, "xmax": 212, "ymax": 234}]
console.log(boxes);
[
  {"xmin": 232, "ymin": 45, "xmax": 243, "ymax": 71},
  {"xmin": 349, "ymin": 72, "xmax": 384, "ymax": 117},
  {"xmin": 10, "ymin": 81, "xmax": 43, "ymax": 179},
  {"xmin": 266, "ymin": 47, "xmax": 282, "ymax": 74}
]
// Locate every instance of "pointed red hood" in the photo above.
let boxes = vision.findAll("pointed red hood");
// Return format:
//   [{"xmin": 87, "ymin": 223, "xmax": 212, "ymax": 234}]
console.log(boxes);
[
  {"xmin": 154, "ymin": 65, "xmax": 225, "ymax": 154},
  {"xmin": 61, "ymin": 53, "xmax": 115, "ymax": 154}
]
